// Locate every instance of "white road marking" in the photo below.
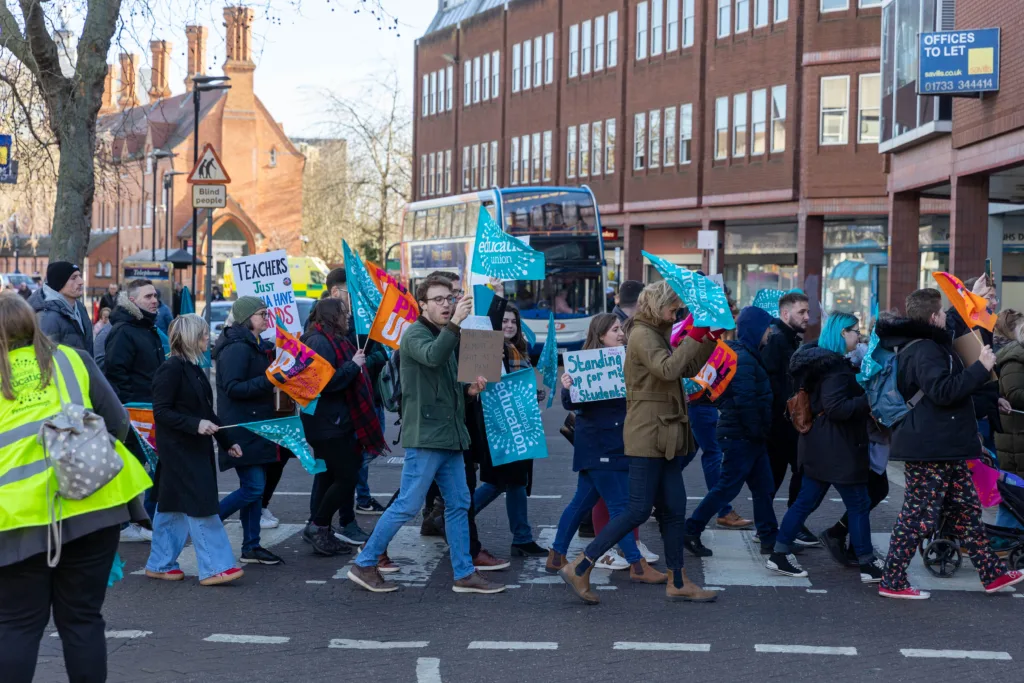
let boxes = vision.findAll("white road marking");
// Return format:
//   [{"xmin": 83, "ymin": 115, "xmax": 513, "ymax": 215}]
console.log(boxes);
[
  {"xmin": 333, "ymin": 526, "xmax": 447, "ymax": 586},
  {"xmin": 468, "ymin": 641, "xmax": 558, "ymax": 650},
  {"xmin": 526, "ymin": 495, "xmax": 562, "ymax": 499},
  {"xmin": 755, "ymin": 644, "xmax": 857, "ymax": 656},
  {"xmin": 518, "ymin": 528, "xmax": 611, "ymax": 585},
  {"xmin": 900, "ymin": 649, "xmax": 1011, "ymax": 661},
  {"xmin": 596, "ymin": 586, "xmax": 618, "ymax": 591},
  {"xmin": 204, "ymin": 634, "xmax": 290, "ymax": 644},
  {"xmin": 704, "ymin": 586, "xmax": 726, "ymax": 591},
  {"xmin": 52, "ymin": 630, "xmax": 152, "ymax": 639},
  {"xmin": 329, "ymin": 639, "xmax": 429, "ymax": 649},
  {"xmin": 806, "ymin": 589, "xmax": 828, "ymax": 594},
  {"xmin": 306, "ymin": 580, "xmax": 326, "ymax": 584},
  {"xmin": 1013, "ymin": 593, "xmax": 1024, "ymax": 599},
  {"xmin": 416, "ymin": 657, "xmax": 442, "ymax": 683},
  {"xmin": 700, "ymin": 530, "xmax": 811, "ymax": 588},
  {"xmin": 613, "ymin": 642, "xmax": 711, "ymax": 652}
]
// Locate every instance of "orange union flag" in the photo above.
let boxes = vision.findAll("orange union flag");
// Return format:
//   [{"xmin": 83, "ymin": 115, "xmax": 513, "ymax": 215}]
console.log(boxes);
[
  {"xmin": 369, "ymin": 285, "xmax": 419, "ymax": 350},
  {"xmin": 365, "ymin": 260, "xmax": 408, "ymax": 295},
  {"xmin": 933, "ymin": 272, "xmax": 997, "ymax": 332},
  {"xmin": 266, "ymin": 326, "xmax": 336, "ymax": 407}
]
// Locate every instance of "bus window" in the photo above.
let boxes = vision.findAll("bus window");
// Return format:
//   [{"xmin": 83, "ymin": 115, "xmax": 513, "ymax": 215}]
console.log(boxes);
[
  {"xmin": 531, "ymin": 204, "xmax": 544, "ymax": 230},
  {"xmin": 402, "ymin": 211, "xmax": 414, "ymax": 241},
  {"xmin": 413, "ymin": 211, "xmax": 426, "ymax": 240},
  {"xmin": 425, "ymin": 208, "xmax": 439, "ymax": 240},
  {"xmin": 452, "ymin": 204, "xmax": 466, "ymax": 238},
  {"xmin": 465, "ymin": 201, "xmax": 480, "ymax": 236},
  {"xmin": 510, "ymin": 271, "xmax": 603, "ymax": 318},
  {"xmin": 438, "ymin": 206, "xmax": 452, "ymax": 239},
  {"xmin": 579, "ymin": 202, "xmax": 597, "ymax": 232}
]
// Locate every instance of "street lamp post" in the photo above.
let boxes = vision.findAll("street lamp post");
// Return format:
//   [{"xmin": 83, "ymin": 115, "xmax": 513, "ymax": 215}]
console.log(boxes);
[
  {"xmin": 149, "ymin": 149, "xmax": 173, "ymax": 261},
  {"xmin": 163, "ymin": 171, "xmax": 186, "ymax": 261},
  {"xmin": 189, "ymin": 75, "xmax": 231, "ymax": 301}
]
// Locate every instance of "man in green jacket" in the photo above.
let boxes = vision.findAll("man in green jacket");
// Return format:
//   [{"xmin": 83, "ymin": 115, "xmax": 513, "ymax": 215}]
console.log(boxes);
[{"xmin": 348, "ymin": 275, "xmax": 506, "ymax": 595}]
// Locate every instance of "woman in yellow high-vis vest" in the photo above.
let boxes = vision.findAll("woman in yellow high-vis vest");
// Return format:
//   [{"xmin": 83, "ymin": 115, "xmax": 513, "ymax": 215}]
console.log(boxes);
[{"xmin": 0, "ymin": 294, "xmax": 152, "ymax": 683}]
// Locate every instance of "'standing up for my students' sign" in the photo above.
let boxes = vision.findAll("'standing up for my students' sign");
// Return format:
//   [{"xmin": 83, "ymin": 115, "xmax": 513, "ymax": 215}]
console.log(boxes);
[{"xmin": 562, "ymin": 346, "xmax": 626, "ymax": 403}]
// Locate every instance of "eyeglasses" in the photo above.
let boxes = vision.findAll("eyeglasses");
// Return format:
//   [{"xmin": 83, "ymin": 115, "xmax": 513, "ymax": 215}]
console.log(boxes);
[
  {"xmin": 428, "ymin": 295, "xmax": 456, "ymax": 306},
  {"xmin": 256, "ymin": 310, "xmax": 271, "ymax": 318}
]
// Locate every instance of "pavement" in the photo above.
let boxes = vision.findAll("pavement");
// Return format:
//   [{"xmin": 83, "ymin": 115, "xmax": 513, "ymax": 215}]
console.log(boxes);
[{"xmin": 33, "ymin": 405, "xmax": 1023, "ymax": 683}]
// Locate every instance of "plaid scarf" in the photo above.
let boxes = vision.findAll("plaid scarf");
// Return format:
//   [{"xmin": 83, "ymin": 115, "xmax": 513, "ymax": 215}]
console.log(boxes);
[
  {"xmin": 505, "ymin": 343, "xmax": 532, "ymax": 372},
  {"xmin": 315, "ymin": 323, "xmax": 389, "ymax": 458}
]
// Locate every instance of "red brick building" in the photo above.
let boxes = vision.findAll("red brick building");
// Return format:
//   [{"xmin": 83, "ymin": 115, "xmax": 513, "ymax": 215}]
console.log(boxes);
[{"xmin": 414, "ymin": 0, "xmax": 898, "ymax": 320}]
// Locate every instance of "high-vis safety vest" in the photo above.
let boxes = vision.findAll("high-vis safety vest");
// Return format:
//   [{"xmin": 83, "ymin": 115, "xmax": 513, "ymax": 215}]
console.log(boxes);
[{"xmin": 0, "ymin": 345, "xmax": 152, "ymax": 533}]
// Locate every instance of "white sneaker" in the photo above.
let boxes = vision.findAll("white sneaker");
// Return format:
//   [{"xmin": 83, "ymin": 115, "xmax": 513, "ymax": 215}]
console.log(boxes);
[
  {"xmin": 120, "ymin": 523, "xmax": 152, "ymax": 543},
  {"xmin": 595, "ymin": 549, "xmax": 630, "ymax": 571},
  {"xmin": 260, "ymin": 508, "xmax": 280, "ymax": 529},
  {"xmin": 636, "ymin": 540, "xmax": 659, "ymax": 564}
]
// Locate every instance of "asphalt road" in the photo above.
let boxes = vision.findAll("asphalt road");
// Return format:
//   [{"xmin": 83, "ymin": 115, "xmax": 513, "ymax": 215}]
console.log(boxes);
[{"xmin": 32, "ymin": 404, "xmax": 1021, "ymax": 683}]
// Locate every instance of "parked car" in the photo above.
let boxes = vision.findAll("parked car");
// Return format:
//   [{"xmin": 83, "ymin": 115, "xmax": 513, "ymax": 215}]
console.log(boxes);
[
  {"xmin": 0, "ymin": 273, "xmax": 38, "ymax": 293},
  {"xmin": 209, "ymin": 296, "xmax": 318, "ymax": 342}
]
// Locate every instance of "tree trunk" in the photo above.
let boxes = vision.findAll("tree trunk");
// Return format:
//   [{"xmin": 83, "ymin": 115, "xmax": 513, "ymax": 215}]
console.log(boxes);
[{"xmin": 49, "ymin": 97, "xmax": 98, "ymax": 264}]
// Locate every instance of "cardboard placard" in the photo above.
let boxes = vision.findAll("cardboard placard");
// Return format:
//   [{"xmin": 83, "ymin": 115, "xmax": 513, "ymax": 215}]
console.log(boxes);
[
  {"xmin": 562, "ymin": 346, "xmax": 626, "ymax": 403},
  {"xmin": 457, "ymin": 329, "xmax": 505, "ymax": 383},
  {"xmin": 953, "ymin": 332, "xmax": 998, "ymax": 381},
  {"xmin": 231, "ymin": 250, "xmax": 299, "ymax": 342}
]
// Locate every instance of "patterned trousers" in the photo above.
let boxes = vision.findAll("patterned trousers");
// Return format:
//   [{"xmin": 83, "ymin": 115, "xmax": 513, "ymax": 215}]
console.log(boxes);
[{"xmin": 882, "ymin": 460, "xmax": 1007, "ymax": 591}]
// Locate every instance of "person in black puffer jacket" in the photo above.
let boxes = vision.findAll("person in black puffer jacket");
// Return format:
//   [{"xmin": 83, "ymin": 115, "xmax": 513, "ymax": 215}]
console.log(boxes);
[
  {"xmin": 212, "ymin": 296, "xmax": 284, "ymax": 567},
  {"xmin": 104, "ymin": 280, "xmax": 164, "ymax": 405},
  {"xmin": 685, "ymin": 306, "xmax": 778, "ymax": 557},
  {"xmin": 874, "ymin": 289, "xmax": 1019, "ymax": 599},
  {"xmin": 765, "ymin": 313, "xmax": 884, "ymax": 584}
]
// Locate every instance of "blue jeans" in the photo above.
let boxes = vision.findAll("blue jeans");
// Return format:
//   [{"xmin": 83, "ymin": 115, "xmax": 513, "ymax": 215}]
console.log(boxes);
[
  {"xmin": 474, "ymin": 482, "xmax": 534, "ymax": 545},
  {"xmin": 553, "ymin": 469, "xmax": 641, "ymax": 563},
  {"xmin": 776, "ymin": 477, "xmax": 873, "ymax": 562},
  {"xmin": 355, "ymin": 448, "xmax": 474, "ymax": 580},
  {"xmin": 356, "ymin": 407, "xmax": 385, "ymax": 507},
  {"xmin": 686, "ymin": 439, "xmax": 778, "ymax": 544},
  {"xmin": 585, "ymin": 457, "xmax": 687, "ymax": 571},
  {"xmin": 218, "ymin": 465, "xmax": 265, "ymax": 553},
  {"xmin": 685, "ymin": 403, "xmax": 732, "ymax": 518},
  {"xmin": 146, "ymin": 507, "xmax": 236, "ymax": 581}
]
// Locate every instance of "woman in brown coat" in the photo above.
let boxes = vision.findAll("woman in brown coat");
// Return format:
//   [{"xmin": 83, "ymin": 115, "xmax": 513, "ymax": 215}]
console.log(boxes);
[{"xmin": 560, "ymin": 281, "xmax": 718, "ymax": 604}]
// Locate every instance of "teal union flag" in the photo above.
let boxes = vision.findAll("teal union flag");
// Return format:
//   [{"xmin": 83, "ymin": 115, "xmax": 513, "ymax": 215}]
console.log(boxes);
[
  {"xmin": 471, "ymin": 206, "xmax": 545, "ymax": 280},
  {"xmin": 234, "ymin": 416, "xmax": 325, "ymax": 476},
  {"xmin": 641, "ymin": 251, "xmax": 735, "ymax": 330},
  {"xmin": 535, "ymin": 312, "xmax": 558, "ymax": 408},
  {"xmin": 343, "ymin": 240, "xmax": 381, "ymax": 337},
  {"xmin": 480, "ymin": 368, "xmax": 549, "ymax": 466}
]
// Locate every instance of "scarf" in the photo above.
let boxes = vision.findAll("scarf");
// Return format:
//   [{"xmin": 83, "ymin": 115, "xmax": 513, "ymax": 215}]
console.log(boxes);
[
  {"xmin": 505, "ymin": 343, "xmax": 532, "ymax": 372},
  {"xmin": 315, "ymin": 323, "xmax": 389, "ymax": 457}
]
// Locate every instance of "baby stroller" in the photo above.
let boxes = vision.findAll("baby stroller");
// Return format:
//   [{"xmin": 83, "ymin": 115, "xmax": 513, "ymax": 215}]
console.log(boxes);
[{"xmin": 918, "ymin": 454, "xmax": 1024, "ymax": 577}]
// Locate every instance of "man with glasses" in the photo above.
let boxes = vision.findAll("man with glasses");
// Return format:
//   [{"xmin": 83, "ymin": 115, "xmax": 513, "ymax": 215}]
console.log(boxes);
[{"xmin": 348, "ymin": 275, "xmax": 506, "ymax": 593}]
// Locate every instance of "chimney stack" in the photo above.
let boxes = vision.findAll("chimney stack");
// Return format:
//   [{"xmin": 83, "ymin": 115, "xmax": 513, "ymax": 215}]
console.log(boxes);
[
  {"xmin": 118, "ymin": 53, "xmax": 139, "ymax": 108},
  {"xmin": 185, "ymin": 25, "xmax": 208, "ymax": 90},
  {"xmin": 224, "ymin": 6, "xmax": 255, "ymax": 63},
  {"xmin": 99, "ymin": 64, "xmax": 116, "ymax": 114},
  {"xmin": 149, "ymin": 40, "xmax": 171, "ymax": 100}
]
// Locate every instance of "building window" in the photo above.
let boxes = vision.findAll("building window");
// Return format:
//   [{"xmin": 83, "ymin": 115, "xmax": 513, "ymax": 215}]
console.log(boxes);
[
  {"xmin": 664, "ymin": 107, "xmax": 676, "ymax": 165},
  {"xmin": 464, "ymin": 61, "xmax": 471, "ymax": 105},
  {"xmin": 446, "ymin": 65, "xmax": 454, "ymax": 109},
  {"xmin": 521, "ymin": 134, "xmax": 531, "ymax": 183},
  {"xmin": 437, "ymin": 152, "xmax": 444, "ymax": 195},
  {"xmin": 579, "ymin": 122, "xmax": 590, "ymax": 178},
  {"xmin": 490, "ymin": 141, "xmax": 499, "ymax": 185},
  {"xmin": 567, "ymin": 126, "xmax": 578, "ymax": 178},
  {"xmin": 534, "ymin": 36, "xmax": 543, "ymax": 86},
  {"xmin": 595, "ymin": 18, "xmax": 606, "ymax": 71},
  {"xmin": 633, "ymin": 113, "xmax": 646, "ymax": 170},
  {"xmin": 421, "ymin": 74, "xmax": 428, "ymax": 117},
  {"xmin": 512, "ymin": 44, "xmax": 522, "ymax": 92},
  {"xmin": 649, "ymin": 109, "xmax": 661, "ymax": 167},
  {"xmin": 608, "ymin": 11, "xmax": 619, "ymax": 67},
  {"xmin": 569, "ymin": 24, "xmax": 579, "ymax": 78},
  {"xmin": 96, "ymin": 261, "xmax": 103, "ymax": 277},
  {"xmin": 667, "ymin": 0, "xmax": 679, "ymax": 51},
  {"xmin": 859, "ymin": 0, "xmax": 883, "ymax": 6},
  {"xmin": 482, "ymin": 54, "xmax": 491, "ymax": 100},
  {"xmin": 821, "ymin": 0, "xmax": 848, "ymax": 11},
  {"xmin": 480, "ymin": 144, "xmax": 489, "ymax": 189},
  {"xmin": 592, "ymin": 121, "xmax": 603, "ymax": 176},
  {"xmin": 269, "ymin": 148, "xmax": 278, "ymax": 167},
  {"xmin": 523, "ymin": 40, "xmax": 532, "ymax": 90},
  {"xmin": 771, "ymin": 85, "xmax": 787, "ymax": 152},
  {"xmin": 858, "ymin": 73, "xmax": 880, "ymax": 143},
  {"xmin": 543, "ymin": 131, "xmax": 552, "ymax": 181},
  {"xmin": 651, "ymin": 0, "xmax": 664, "ymax": 55},
  {"xmin": 717, "ymin": 0, "xmax": 730, "ymax": 37},
  {"xmin": 751, "ymin": 89, "xmax": 766, "ymax": 155},
  {"xmin": 636, "ymin": 2, "xmax": 648, "ymax": 60},
  {"xmin": 755, "ymin": 0, "xmax": 768, "ymax": 26},
  {"xmin": 605, "ymin": 118, "xmax": 616, "ymax": 174},
  {"xmin": 545, "ymin": 33, "xmax": 554, "ymax": 83},
  {"xmin": 471, "ymin": 144, "xmax": 479, "ymax": 190},
  {"xmin": 472, "ymin": 56, "xmax": 481, "ymax": 103},
  {"xmin": 511, "ymin": 138, "xmax": 520, "ymax": 185},
  {"xmin": 531, "ymin": 132, "xmax": 541, "ymax": 182},
  {"xmin": 733, "ymin": 92, "xmax": 747, "ymax": 157},
  {"xmin": 435, "ymin": 70, "xmax": 443, "ymax": 112},
  {"xmin": 820, "ymin": 75, "xmax": 849, "ymax": 144},
  {"xmin": 105, "ymin": 262, "xmax": 112, "ymax": 277},
  {"xmin": 580, "ymin": 20, "xmax": 592, "ymax": 75},
  {"xmin": 420, "ymin": 154, "xmax": 427, "ymax": 196},
  {"xmin": 683, "ymin": 0, "xmax": 695, "ymax": 46},
  {"xmin": 491, "ymin": 52, "xmax": 499, "ymax": 96},
  {"xmin": 714, "ymin": 97, "xmax": 728, "ymax": 159},
  {"xmin": 428, "ymin": 153, "xmax": 436, "ymax": 195},
  {"xmin": 462, "ymin": 147, "xmax": 470, "ymax": 190},
  {"xmin": 735, "ymin": 0, "xmax": 749, "ymax": 33},
  {"xmin": 679, "ymin": 104, "xmax": 692, "ymax": 163},
  {"xmin": 444, "ymin": 150, "xmax": 452, "ymax": 193},
  {"xmin": 775, "ymin": 0, "xmax": 788, "ymax": 22},
  {"xmin": 144, "ymin": 201, "xmax": 152, "ymax": 227}
]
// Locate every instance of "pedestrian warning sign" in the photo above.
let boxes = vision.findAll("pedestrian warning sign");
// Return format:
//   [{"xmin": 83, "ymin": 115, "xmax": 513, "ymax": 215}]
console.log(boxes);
[{"xmin": 187, "ymin": 143, "xmax": 231, "ymax": 185}]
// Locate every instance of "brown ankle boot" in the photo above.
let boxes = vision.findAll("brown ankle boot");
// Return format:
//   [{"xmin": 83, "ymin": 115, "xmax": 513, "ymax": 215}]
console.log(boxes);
[
  {"xmin": 545, "ymin": 549, "xmax": 567, "ymax": 573},
  {"xmin": 630, "ymin": 559, "xmax": 667, "ymax": 584},
  {"xmin": 559, "ymin": 554, "xmax": 600, "ymax": 605},
  {"xmin": 665, "ymin": 569, "xmax": 719, "ymax": 602}
]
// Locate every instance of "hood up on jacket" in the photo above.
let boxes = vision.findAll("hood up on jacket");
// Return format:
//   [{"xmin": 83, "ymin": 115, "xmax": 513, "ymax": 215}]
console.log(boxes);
[
  {"xmin": 736, "ymin": 306, "xmax": 774, "ymax": 356},
  {"xmin": 875, "ymin": 314, "xmax": 951, "ymax": 351},
  {"xmin": 789, "ymin": 342, "xmax": 850, "ymax": 387}
]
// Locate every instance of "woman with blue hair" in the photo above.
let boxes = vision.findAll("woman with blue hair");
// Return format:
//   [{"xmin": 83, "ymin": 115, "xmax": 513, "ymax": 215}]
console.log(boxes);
[{"xmin": 765, "ymin": 312, "xmax": 886, "ymax": 585}]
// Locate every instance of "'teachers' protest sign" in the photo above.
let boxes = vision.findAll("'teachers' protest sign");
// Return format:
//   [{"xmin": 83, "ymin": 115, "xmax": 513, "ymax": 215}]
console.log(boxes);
[
  {"xmin": 563, "ymin": 346, "xmax": 626, "ymax": 403},
  {"xmin": 231, "ymin": 250, "xmax": 299, "ymax": 342}
]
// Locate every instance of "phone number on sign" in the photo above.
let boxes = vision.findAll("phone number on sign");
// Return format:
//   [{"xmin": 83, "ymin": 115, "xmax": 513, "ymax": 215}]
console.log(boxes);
[{"xmin": 922, "ymin": 78, "xmax": 995, "ymax": 92}]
